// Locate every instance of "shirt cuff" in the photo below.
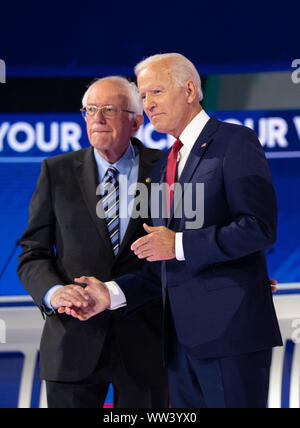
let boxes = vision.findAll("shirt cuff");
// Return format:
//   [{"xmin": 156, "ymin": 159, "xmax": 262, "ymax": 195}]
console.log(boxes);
[
  {"xmin": 175, "ymin": 232, "xmax": 185, "ymax": 261},
  {"xmin": 43, "ymin": 285, "xmax": 64, "ymax": 311},
  {"xmin": 105, "ymin": 281, "xmax": 127, "ymax": 310}
]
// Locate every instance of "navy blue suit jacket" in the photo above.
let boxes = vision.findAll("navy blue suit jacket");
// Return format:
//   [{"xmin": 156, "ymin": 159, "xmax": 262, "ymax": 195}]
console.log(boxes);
[{"xmin": 117, "ymin": 117, "xmax": 282, "ymax": 359}]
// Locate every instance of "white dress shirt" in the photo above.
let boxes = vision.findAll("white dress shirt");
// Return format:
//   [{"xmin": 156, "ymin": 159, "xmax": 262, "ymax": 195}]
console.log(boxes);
[{"xmin": 107, "ymin": 109, "xmax": 210, "ymax": 309}]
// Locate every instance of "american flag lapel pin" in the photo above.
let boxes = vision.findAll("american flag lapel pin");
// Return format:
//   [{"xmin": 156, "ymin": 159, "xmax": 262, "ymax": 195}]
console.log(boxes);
[{"xmin": 201, "ymin": 143, "xmax": 207, "ymax": 148}]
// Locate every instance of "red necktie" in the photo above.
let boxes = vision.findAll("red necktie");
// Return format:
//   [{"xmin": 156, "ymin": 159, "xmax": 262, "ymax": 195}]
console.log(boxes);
[{"xmin": 165, "ymin": 139, "xmax": 183, "ymax": 213}]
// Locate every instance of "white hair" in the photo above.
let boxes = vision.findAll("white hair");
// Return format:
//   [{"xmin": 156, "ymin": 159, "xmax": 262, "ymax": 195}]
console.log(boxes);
[
  {"xmin": 134, "ymin": 53, "xmax": 203, "ymax": 101},
  {"xmin": 81, "ymin": 75, "xmax": 143, "ymax": 116}
]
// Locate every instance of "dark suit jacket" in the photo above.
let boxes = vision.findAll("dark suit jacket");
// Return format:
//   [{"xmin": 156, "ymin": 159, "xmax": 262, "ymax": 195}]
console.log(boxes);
[
  {"xmin": 17, "ymin": 138, "xmax": 166, "ymax": 384},
  {"xmin": 117, "ymin": 118, "xmax": 283, "ymax": 360}
]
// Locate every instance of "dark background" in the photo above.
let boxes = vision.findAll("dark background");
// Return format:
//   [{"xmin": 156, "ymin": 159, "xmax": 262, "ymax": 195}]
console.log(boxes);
[
  {"xmin": 1, "ymin": 1, "xmax": 299, "ymax": 76},
  {"xmin": 1, "ymin": 1, "xmax": 299, "ymax": 112}
]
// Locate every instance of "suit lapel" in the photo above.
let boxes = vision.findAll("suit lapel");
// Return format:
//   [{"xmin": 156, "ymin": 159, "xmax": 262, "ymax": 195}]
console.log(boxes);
[
  {"xmin": 114, "ymin": 139, "xmax": 156, "ymax": 260},
  {"xmin": 167, "ymin": 117, "xmax": 220, "ymax": 224},
  {"xmin": 74, "ymin": 147, "xmax": 114, "ymax": 262}
]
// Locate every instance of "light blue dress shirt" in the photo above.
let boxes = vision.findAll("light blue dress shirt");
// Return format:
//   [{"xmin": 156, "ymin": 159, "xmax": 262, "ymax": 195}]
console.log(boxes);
[
  {"xmin": 43, "ymin": 142, "xmax": 140, "ymax": 310},
  {"xmin": 93, "ymin": 142, "xmax": 139, "ymax": 243}
]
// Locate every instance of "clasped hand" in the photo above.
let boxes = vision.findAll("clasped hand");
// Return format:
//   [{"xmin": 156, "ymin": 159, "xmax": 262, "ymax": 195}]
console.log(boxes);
[
  {"xmin": 52, "ymin": 225, "xmax": 176, "ymax": 321},
  {"xmin": 52, "ymin": 277, "xmax": 111, "ymax": 321}
]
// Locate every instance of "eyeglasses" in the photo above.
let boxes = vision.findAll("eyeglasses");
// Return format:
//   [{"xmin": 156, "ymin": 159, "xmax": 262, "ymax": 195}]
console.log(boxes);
[{"xmin": 80, "ymin": 104, "xmax": 135, "ymax": 119}]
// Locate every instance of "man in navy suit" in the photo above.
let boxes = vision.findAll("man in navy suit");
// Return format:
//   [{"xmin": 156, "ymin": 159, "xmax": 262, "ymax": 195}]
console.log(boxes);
[{"xmin": 62, "ymin": 53, "xmax": 283, "ymax": 408}]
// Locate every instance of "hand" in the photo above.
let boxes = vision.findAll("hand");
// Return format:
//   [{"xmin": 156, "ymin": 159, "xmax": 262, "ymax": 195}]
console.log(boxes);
[
  {"xmin": 269, "ymin": 278, "xmax": 278, "ymax": 293},
  {"xmin": 58, "ymin": 276, "xmax": 111, "ymax": 321},
  {"xmin": 50, "ymin": 283, "xmax": 91, "ymax": 310},
  {"xmin": 130, "ymin": 224, "xmax": 176, "ymax": 262}
]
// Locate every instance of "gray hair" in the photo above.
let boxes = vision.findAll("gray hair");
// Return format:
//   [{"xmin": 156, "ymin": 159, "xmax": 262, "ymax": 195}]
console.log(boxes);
[
  {"xmin": 81, "ymin": 76, "xmax": 143, "ymax": 116},
  {"xmin": 134, "ymin": 53, "xmax": 203, "ymax": 101}
]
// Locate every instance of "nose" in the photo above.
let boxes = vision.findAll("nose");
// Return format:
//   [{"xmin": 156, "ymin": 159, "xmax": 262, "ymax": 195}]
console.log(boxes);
[
  {"xmin": 94, "ymin": 109, "xmax": 106, "ymax": 123},
  {"xmin": 143, "ymin": 94, "xmax": 156, "ymax": 112}
]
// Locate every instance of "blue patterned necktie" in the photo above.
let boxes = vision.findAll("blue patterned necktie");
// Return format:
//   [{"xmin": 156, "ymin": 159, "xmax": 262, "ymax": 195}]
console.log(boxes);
[{"xmin": 101, "ymin": 167, "xmax": 120, "ymax": 256}]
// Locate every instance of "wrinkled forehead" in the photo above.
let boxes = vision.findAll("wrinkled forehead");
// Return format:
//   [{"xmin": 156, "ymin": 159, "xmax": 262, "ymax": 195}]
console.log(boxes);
[
  {"xmin": 137, "ymin": 61, "xmax": 177, "ymax": 91},
  {"xmin": 87, "ymin": 81, "xmax": 129, "ymax": 106}
]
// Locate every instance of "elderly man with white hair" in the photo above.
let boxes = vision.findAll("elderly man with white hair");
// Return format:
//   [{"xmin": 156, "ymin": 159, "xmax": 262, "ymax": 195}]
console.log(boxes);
[
  {"xmin": 17, "ymin": 76, "xmax": 169, "ymax": 408},
  {"xmin": 65, "ymin": 53, "xmax": 282, "ymax": 408}
]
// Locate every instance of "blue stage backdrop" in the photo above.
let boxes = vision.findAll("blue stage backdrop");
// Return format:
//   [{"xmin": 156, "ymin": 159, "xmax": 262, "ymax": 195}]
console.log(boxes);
[{"xmin": 0, "ymin": 110, "xmax": 299, "ymax": 295}]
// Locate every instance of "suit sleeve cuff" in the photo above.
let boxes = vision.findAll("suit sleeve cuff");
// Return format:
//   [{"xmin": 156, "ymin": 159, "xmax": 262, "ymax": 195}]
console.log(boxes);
[
  {"xmin": 105, "ymin": 281, "xmax": 127, "ymax": 310},
  {"xmin": 175, "ymin": 232, "xmax": 185, "ymax": 261},
  {"xmin": 43, "ymin": 285, "xmax": 64, "ymax": 311}
]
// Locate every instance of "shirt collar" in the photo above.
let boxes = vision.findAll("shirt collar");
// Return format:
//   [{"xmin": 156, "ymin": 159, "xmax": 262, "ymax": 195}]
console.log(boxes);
[
  {"xmin": 179, "ymin": 109, "xmax": 210, "ymax": 151},
  {"xmin": 93, "ymin": 141, "xmax": 136, "ymax": 182}
]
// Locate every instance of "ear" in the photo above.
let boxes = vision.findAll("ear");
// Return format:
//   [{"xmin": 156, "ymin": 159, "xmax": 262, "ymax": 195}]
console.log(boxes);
[
  {"xmin": 185, "ymin": 80, "xmax": 197, "ymax": 104},
  {"xmin": 130, "ymin": 114, "xmax": 144, "ymax": 135}
]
